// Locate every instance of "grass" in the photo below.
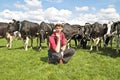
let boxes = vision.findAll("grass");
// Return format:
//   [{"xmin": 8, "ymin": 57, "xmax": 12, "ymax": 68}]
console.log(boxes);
[{"xmin": 0, "ymin": 38, "xmax": 120, "ymax": 80}]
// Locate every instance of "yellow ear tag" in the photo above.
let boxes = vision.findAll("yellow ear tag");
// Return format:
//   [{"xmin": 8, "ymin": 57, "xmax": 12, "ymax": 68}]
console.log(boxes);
[{"xmin": 46, "ymin": 32, "xmax": 48, "ymax": 34}]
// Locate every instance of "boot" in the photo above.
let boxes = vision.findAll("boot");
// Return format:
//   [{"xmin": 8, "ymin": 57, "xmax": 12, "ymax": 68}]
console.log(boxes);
[{"xmin": 59, "ymin": 59, "xmax": 63, "ymax": 64}]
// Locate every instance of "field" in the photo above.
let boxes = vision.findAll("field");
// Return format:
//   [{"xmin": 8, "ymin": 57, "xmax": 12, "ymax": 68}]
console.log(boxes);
[{"xmin": 0, "ymin": 38, "xmax": 120, "ymax": 80}]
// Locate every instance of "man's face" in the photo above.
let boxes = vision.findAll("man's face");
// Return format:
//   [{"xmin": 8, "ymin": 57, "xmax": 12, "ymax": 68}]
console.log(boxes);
[{"xmin": 55, "ymin": 26, "xmax": 63, "ymax": 33}]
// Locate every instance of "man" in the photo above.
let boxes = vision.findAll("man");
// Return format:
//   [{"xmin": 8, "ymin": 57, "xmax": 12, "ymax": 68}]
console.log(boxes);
[{"xmin": 48, "ymin": 24, "xmax": 75, "ymax": 64}]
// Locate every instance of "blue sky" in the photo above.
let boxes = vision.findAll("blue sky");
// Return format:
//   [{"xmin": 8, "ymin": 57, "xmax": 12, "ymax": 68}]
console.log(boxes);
[
  {"xmin": 0, "ymin": 0, "xmax": 120, "ymax": 25},
  {"xmin": 0, "ymin": 0, "xmax": 119, "ymax": 11}
]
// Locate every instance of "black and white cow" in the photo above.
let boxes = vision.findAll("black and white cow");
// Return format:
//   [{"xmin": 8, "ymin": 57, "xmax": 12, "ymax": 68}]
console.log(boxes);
[
  {"xmin": 38, "ymin": 21, "xmax": 54, "ymax": 50},
  {"xmin": 62, "ymin": 23, "xmax": 86, "ymax": 49},
  {"xmin": 21, "ymin": 20, "xmax": 40, "ymax": 51},
  {"xmin": 0, "ymin": 21, "xmax": 20, "ymax": 49},
  {"xmin": 84, "ymin": 22, "xmax": 108, "ymax": 52},
  {"xmin": 105, "ymin": 21, "xmax": 120, "ymax": 53},
  {"xmin": 0, "ymin": 22, "xmax": 12, "ymax": 48}
]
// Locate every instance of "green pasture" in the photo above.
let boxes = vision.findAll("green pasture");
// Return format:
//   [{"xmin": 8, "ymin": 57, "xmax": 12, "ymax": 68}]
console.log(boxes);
[{"xmin": 0, "ymin": 38, "xmax": 120, "ymax": 80}]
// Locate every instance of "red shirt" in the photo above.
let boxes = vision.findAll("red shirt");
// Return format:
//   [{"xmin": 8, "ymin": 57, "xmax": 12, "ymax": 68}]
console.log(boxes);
[{"xmin": 49, "ymin": 32, "xmax": 66, "ymax": 51}]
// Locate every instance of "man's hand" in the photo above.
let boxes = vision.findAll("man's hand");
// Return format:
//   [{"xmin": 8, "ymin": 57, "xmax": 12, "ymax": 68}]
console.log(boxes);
[{"xmin": 56, "ymin": 33, "xmax": 60, "ymax": 39}]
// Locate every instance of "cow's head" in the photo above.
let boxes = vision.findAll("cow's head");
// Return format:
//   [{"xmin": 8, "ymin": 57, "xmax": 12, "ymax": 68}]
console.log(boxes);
[
  {"xmin": 84, "ymin": 23, "xmax": 92, "ymax": 39},
  {"xmin": 105, "ymin": 21, "xmax": 114, "ymax": 37},
  {"xmin": 104, "ymin": 21, "xmax": 115, "ymax": 46},
  {"xmin": 8, "ymin": 19, "xmax": 20, "ymax": 33},
  {"xmin": 39, "ymin": 22, "xmax": 54, "ymax": 43},
  {"xmin": 39, "ymin": 29, "xmax": 46, "ymax": 43},
  {"xmin": 111, "ymin": 21, "xmax": 120, "ymax": 35}
]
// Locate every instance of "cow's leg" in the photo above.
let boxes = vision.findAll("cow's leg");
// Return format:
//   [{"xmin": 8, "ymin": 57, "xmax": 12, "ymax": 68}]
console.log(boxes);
[
  {"xmin": 116, "ymin": 35, "xmax": 119, "ymax": 53},
  {"xmin": 30, "ymin": 37, "xmax": 33, "ymax": 48},
  {"xmin": 6, "ymin": 33, "xmax": 13, "ymax": 49},
  {"xmin": 24, "ymin": 36, "xmax": 29, "ymax": 51},
  {"xmin": 6, "ymin": 38, "xmax": 10, "ymax": 48},
  {"xmin": 39, "ymin": 37, "xmax": 42, "ymax": 50},
  {"xmin": 74, "ymin": 38, "xmax": 77, "ymax": 48},
  {"xmin": 67, "ymin": 39, "xmax": 71, "ymax": 49},
  {"xmin": 90, "ymin": 39, "xmax": 94, "ymax": 51},
  {"xmin": 36, "ymin": 37, "xmax": 39, "ymax": 48},
  {"xmin": 79, "ymin": 39, "xmax": 82, "ymax": 48},
  {"xmin": 6, "ymin": 32, "xmax": 10, "ymax": 48},
  {"xmin": 110, "ymin": 37, "xmax": 113, "ymax": 48},
  {"xmin": 96, "ymin": 38, "xmax": 101, "ymax": 51},
  {"xmin": 99, "ymin": 39, "xmax": 101, "ymax": 48},
  {"xmin": 9, "ymin": 35, "xmax": 13, "ymax": 49},
  {"xmin": 47, "ymin": 36, "xmax": 49, "ymax": 47},
  {"xmin": 67, "ymin": 42, "xmax": 70, "ymax": 49},
  {"xmin": 103, "ymin": 35, "xmax": 107, "ymax": 48}
]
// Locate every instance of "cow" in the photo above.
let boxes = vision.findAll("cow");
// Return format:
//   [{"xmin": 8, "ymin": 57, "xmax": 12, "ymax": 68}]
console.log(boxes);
[
  {"xmin": 84, "ymin": 22, "xmax": 107, "ymax": 52},
  {"xmin": 21, "ymin": 20, "xmax": 40, "ymax": 51},
  {"xmin": 0, "ymin": 22, "xmax": 11, "ymax": 48},
  {"xmin": 104, "ymin": 22, "xmax": 114, "ymax": 48},
  {"xmin": 38, "ymin": 21, "xmax": 55, "ymax": 50},
  {"xmin": 112, "ymin": 21, "xmax": 120, "ymax": 53},
  {"xmin": 0, "ymin": 21, "xmax": 19, "ymax": 49},
  {"xmin": 0, "ymin": 22, "xmax": 9, "ymax": 38},
  {"xmin": 12, "ymin": 20, "xmax": 40, "ymax": 51},
  {"xmin": 62, "ymin": 23, "xmax": 86, "ymax": 49},
  {"xmin": 104, "ymin": 21, "xmax": 120, "ymax": 53}
]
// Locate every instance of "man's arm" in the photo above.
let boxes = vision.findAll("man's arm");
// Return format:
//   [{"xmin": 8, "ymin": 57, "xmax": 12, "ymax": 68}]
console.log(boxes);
[{"xmin": 55, "ymin": 36, "xmax": 61, "ymax": 53}]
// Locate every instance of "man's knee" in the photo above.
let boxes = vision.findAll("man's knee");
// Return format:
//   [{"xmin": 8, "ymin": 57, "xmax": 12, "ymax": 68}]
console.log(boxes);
[{"xmin": 69, "ymin": 48, "xmax": 75, "ymax": 55}]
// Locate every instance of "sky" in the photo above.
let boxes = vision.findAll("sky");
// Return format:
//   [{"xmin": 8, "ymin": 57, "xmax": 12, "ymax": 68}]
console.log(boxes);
[{"xmin": 0, "ymin": 0, "xmax": 120, "ymax": 25}]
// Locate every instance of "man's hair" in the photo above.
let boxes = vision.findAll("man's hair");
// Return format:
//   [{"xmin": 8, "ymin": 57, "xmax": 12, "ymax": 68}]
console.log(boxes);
[{"xmin": 55, "ymin": 24, "xmax": 64, "ymax": 28}]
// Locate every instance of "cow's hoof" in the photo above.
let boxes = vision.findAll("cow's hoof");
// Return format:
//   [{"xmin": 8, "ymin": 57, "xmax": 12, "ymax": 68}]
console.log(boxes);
[
  {"xmin": 25, "ymin": 49, "xmax": 28, "ymax": 51},
  {"xmin": 6, "ymin": 45, "xmax": 9, "ymax": 48},
  {"xmin": 38, "ymin": 47, "xmax": 42, "ymax": 51},
  {"xmin": 39, "ymin": 48, "xmax": 42, "ymax": 51},
  {"xmin": 104, "ymin": 44, "xmax": 107, "ymax": 48},
  {"xmin": 30, "ymin": 47, "xmax": 33, "ymax": 49}
]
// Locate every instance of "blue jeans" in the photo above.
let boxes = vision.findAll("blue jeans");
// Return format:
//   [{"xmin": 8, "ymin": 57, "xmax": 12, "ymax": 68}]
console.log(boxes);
[{"xmin": 48, "ymin": 48, "xmax": 75, "ymax": 63}]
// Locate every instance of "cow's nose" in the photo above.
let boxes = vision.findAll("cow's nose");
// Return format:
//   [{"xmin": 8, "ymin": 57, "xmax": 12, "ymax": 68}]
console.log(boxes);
[{"xmin": 106, "ymin": 34, "xmax": 111, "ymax": 37}]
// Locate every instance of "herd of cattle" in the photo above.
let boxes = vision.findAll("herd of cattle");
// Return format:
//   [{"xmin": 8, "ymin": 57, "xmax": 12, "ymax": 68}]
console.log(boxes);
[{"xmin": 0, "ymin": 19, "xmax": 120, "ymax": 53}]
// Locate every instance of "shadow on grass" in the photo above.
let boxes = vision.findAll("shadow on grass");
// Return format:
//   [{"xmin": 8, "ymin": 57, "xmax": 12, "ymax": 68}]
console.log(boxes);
[
  {"xmin": 40, "ymin": 56, "xmax": 59, "ymax": 65},
  {"xmin": 0, "ymin": 46, "xmax": 6, "ymax": 48},
  {"xmin": 7, "ymin": 46, "xmax": 48, "ymax": 51},
  {"xmin": 33, "ymin": 46, "xmax": 48, "ymax": 51},
  {"xmin": 13, "ymin": 46, "xmax": 24, "ymax": 50},
  {"xmin": 82, "ymin": 46, "xmax": 120, "ymax": 58},
  {"xmin": 98, "ymin": 47, "xmax": 120, "ymax": 58},
  {"xmin": 40, "ymin": 56, "xmax": 48, "ymax": 63}
]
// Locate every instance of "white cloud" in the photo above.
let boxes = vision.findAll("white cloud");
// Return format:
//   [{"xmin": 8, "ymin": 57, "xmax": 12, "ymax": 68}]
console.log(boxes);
[
  {"xmin": 0, "ymin": 9, "xmax": 25, "ymax": 22},
  {"xmin": 4, "ymin": 0, "xmax": 71, "ymax": 23},
  {"xmin": 14, "ymin": 0, "xmax": 42, "ymax": 10},
  {"xmin": 24, "ymin": 9, "xmax": 44, "ymax": 22},
  {"xmin": 73, "ymin": 5, "xmax": 120, "ymax": 25},
  {"xmin": 44, "ymin": 7, "xmax": 72, "ymax": 23},
  {"xmin": 14, "ymin": 3, "xmax": 29, "ymax": 10},
  {"xmin": 0, "ymin": 0, "xmax": 120, "ymax": 25},
  {"xmin": 75, "ymin": 6, "xmax": 89, "ymax": 12},
  {"xmin": 97, "ymin": 6, "xmax": 119, "ymax": 23},
  {"xmin": 25, "ymin": 0, "xmax": 42, "ymax": 8}
]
